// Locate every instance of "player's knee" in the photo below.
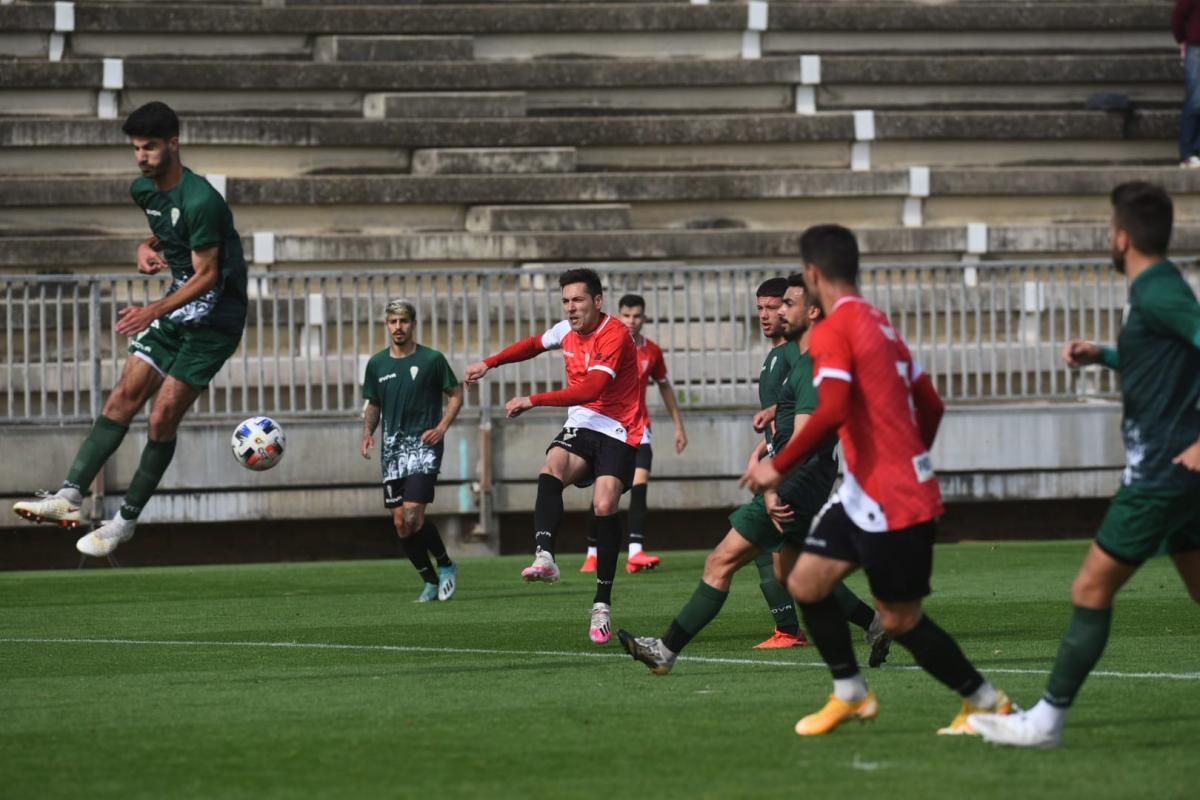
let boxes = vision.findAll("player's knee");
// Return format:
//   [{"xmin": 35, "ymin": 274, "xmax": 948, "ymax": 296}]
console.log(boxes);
[
  {"xmin": 1070, "ymin": 571, "xmax": 1115, "ymax": 608},
  {"xmin": 403, "ymin": 506, "xmax": 424, "ymax": 532},
  {"xmin": 877, "ymin": 605, "xmax": 921, "ymax": 637},
  {"xmin": 592, "ymin": 496, "xmax": 619, "ymax": 517},
  {"xmin": 788, "ymin": 572, "xmax": 823, "ymax": 605},
  {"xmin": 392, "ymin": 509, "xmax": 411, "ymax": 537}
]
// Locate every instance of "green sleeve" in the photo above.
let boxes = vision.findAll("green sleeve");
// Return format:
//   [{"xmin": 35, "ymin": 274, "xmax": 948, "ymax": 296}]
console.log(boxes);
[
  {"xmin": 1142, "ymin": 287, "xmax": 1200, "ymax": 351},
  {"xmin": 361, "ymin": 358, "xmax": 378, "ymax": 403},
  {"xmin": 793, "ymin": 369, "xmax": 819, "ymax": 415},
  {"xmin": 439, "ymin": 354, "xmax": 459, "ymax": 393},
  {"xmin": 185, "ymin": 192, "xmax": 226, "ymax": 251},
  {"xmin": 1100, "ymin": 346, "xmax": 1120, "ymax": 371}
]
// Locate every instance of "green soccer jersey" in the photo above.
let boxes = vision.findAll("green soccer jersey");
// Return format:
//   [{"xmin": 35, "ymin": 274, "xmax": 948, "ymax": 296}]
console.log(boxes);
[
  {"xmin": 362, "ymin": 345, "xmax": 459, "ymax": 480},
  {"xmin": 131, "ymin": 167, "xmax": 247, "ymax": 334},
  {"xmin": 1109, "ymin": 260, "xmax": 1200, "ymax": 491},
  {"xmin": 759, "ymin": 340, "xmax": 799, "ymax": 454},
  {"xmin": 773, "ymin": 351, "xmax": 838, "ymax": 508}
]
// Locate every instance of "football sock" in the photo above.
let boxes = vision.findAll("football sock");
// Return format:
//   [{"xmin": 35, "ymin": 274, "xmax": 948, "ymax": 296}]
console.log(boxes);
[
  {"xmin": 118, "ymin": 438, "xmax": 176, "ymax": 521},
  {"xmin": 401, "ymin": 536, "xmax": 438, "ymax": 586},
  {"xmin": 532, "ymin": 473, "xmax": 564, "ymax": 556},
  {"xmin": 586, "ymin": 511, "xmax": 598, "ymax": 556},
  {"xmin": 833, "ymin": 583, "xmax": 877, "ymax": 631},
  {"xmin": 799, "ymin": 592, "xmax": 860, "ymax": 680},
  {"xmin": 1042, "ymin": 606, "xmax": 1112, "ymax": 708},
  {"xmin": 1027, "ymin": 699, "xmax": 1068, "ymax": 732},
  {"xmin": 662, "ymin": 581, "xmax": 728, "ymax": 653},
  {"xmin": 833, "ymin": 674, "xmax": 870, "ymax": 703},
  {"xmin": 63, "ymin": 415, "xmax": 129, "ymax": 494},
  {"xmin": 593, "ymin": 513, "xmax": 621, "ymax": 605},
  {"xmin": 418, "ymin": 521, "xmax": 452, "ymax": 568},
  {"xmin": 966, "ymin": 681, "xmax": 999, "ymax": 709},
  {"xmin": 627, "ymin": 483, "xmax": 648, "ymax": 554},
  {"xmin": 756, "ymin": 553, "xmax": 800, "ymax": 636},
  {"xmin": 894, "ymin": 614, "xmax": 984, "ymax": 697}
]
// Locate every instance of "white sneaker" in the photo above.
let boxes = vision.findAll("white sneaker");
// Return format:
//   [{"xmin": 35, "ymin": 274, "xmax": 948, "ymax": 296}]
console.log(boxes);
[
  {"xmin": 1181, "ymin": 156, "xmax": 1200, "ymax": 169},
  {"xmin": 76, "ymin": 517, "xmax": 136, "ymax": 557},
  {"xmin": 521, "ymin": 549, "xmax": 560, "ymax": 583},
  {"xmin": 969, "ymin": 708, "xmax": 1062, "ymax": 749},
  {"xmin": 589, "ymin": 602, "xmax": 612, "ymax": 645},
  {"xmin": 13, "ymin": 491, "xmax": 82, "ymax": 528}
]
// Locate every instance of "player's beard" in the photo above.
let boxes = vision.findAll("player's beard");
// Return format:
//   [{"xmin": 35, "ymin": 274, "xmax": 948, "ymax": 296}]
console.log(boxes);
[
  {"xmin": 147, "ymin": 148, "xmax": 174, "ymax": 179},
  {"xmin": 1110, "ymin": 243, "xmax": 1127, "ymax": 275}
]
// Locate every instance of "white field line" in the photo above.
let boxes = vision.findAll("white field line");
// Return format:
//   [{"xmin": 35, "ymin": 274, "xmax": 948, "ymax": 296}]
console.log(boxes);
[{"xmin": 2, "ymin": 636, "xmax": 1199, "ymax": 682}]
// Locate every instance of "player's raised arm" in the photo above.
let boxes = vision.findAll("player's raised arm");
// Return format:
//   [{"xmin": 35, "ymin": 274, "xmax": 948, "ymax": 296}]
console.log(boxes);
[
  {"xmin": 465, "ymin": 322, "xmax": 566, "ymax": 384},
  {"xmin": 911, "ymin": 370, "xmax": 945, "ymax": 450},
  {"xmin": 116, "ymin": 245, "xmax": 219, "ymax": 336},
  {"xmin": 1062, "ymin": 340, "xmax": 1116, "ymax": 370}
]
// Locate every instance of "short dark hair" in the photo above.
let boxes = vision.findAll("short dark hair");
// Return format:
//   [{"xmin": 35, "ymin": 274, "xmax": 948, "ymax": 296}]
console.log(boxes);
[
  {"xmin": 122, "ymin": 101, "xmax": 180, "ymax": 140},
  {"xmin": 1111, "ymin": 181, "xmax": 1172, "ymax": 256},
  {"xmin": 799, "ymin": 224, "xmax": 860, "ymax": 285},
  {"xmin": 785, "ymin": 272, "xmax": 806, "ymax": 289},
  {"xmin": 559, "ymin": 268, "xmax": 603, "ymax": 297},
  {"xmin": 756, "ymin": 277, "xmax": 788, "ymax": 298},
  {"xmin": 618, "ymin": 293, "xmax": 645, "ymax": 311}
]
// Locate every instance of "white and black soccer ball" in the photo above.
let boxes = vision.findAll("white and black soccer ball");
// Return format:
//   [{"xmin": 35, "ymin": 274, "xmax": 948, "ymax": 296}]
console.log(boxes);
[{"xmin": 231, "ymin": 416, "xmax": 286, "ymax": 471}]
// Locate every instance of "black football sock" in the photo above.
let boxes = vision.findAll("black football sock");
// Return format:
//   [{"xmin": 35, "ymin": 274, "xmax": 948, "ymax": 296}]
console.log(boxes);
[
  {"xmin": 627, "ymin": 483, "xmax": 649, "ymax": 551},
  {"xmin": 800, "ymin": 592, "xmax": 861, "ymax": 679},
  {"xmin": 593, "ymin": 513, "xmax": 621, "ymax": 605},
  {"xmin": 894, "ymin": 614, "xmax": 984, "ymax": 697},
  {"xmin": 401, "ymin": 536, "xmax": 438, "ymax": 586},
  {"xmin": 418, "ymin": 521, "xmax": 452, "ymax": 568},
  {"xmin": 662, "ymin": 581, "xmax": 728, "ymax": 654},
  {"xmin": 533, "ymin": 474, "xmax": 564, "ymax": 556},
  {"xmin": 587, "ymin": 509, "xmax": 598, "ymax": 550},
  {"xmin": 756, "ymin": 552, "xmax": 800, "ymax": 635},
  {"xmin": 833, "ymin": 583, "xmax": 877, "ymax": 631}
]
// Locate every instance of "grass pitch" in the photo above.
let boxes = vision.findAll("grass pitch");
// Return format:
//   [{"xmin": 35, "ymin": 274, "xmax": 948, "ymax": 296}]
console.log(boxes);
[{"xmin": 1, "ymin": 540, "xmax": 1197, "ymax": 800}]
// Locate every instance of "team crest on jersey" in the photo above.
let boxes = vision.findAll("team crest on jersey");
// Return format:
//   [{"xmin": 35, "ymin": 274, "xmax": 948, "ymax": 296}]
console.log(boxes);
[
  {"xmin": 170, "ymin": 208, "xmax": 181, "ymax": 227},
  {"xmin": 410, "ymin": 366, "xmax": 419, "ymax": 380}
]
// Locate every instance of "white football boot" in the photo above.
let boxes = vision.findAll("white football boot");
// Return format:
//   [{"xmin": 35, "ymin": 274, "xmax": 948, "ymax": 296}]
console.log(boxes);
[
  {"xmin": 76, "ymin": 517, "xmax": 136, "ymax": 558},
  {"xmin": 521, "ymin": 549, "xmax": 560, "ymax": 583},
  {"xmin": 12, "ymin": 490, "xmax": 82, "ymax": 528}
]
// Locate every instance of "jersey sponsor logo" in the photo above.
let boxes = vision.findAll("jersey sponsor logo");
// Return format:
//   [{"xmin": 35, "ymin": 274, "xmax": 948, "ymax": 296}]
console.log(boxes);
[
  {"xmin": 410, "ymin": 366, "xmax": 419, "ymax": 380},
  {"xmin": 170, "ymin": 208, "xmax": 181, "ymax": 227},
  {"xmin": 561, "ymin": 427, "xmax": 578, "ymax": 441},
  {"xmin": 145, "ymin": 209, "xmax": 162, "ymax": 217},
  {"xmin": 879, "ymin": 324, "xmax": 897, "ymax": 341},
  {"xmin": 912, "ymin": 452, "xmax": 935, "ymax": 482},
  {"xmin": 378, "ymin": 372, "xmax": 397, "ymax": 383}
]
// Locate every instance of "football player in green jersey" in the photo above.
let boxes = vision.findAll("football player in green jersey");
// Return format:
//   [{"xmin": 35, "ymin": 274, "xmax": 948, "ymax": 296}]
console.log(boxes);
[
  {"xmin": 13, "ymin": 102, "xmax": 247, "ymax": 559},
  {"xmin": 971, "ymin": 182, "xmax": 1200, "ymax": 748},
  {"xmin": 362, "ymin": 300, "xmax": 464, "ymax": 603}
]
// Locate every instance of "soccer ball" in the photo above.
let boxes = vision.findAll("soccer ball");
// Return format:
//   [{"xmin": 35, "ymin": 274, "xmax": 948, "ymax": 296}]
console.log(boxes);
[{"xmin": 231, "ymin": 416, "xmax": 286, "ymax": 471}]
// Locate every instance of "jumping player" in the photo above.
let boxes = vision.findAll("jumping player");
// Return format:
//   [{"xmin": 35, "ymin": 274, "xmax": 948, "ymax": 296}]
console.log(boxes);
[
  {"xmin": 970, "ymin": 183, "xmax": 1200, "ymax": 747},
  {"xmin": 743, "ymin": 225, "xmax": 1011, "ymax": 737},
  {"xmin": 464, "ymin": 269, "xmax": 643, "ymax": 645},
  {"xmin": 361, "ymin": 299, "xmax": 464, "ymax": 603},
  {"xmin": 13, "ymin": 101, "xmax": 247, "ymax": 557}
]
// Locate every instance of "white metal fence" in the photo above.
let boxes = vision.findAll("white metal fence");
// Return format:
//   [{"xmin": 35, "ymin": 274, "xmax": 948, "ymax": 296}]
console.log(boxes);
[{"xmin": 3, "ymin": 260, "xmax": 1195, "ymax": 424}]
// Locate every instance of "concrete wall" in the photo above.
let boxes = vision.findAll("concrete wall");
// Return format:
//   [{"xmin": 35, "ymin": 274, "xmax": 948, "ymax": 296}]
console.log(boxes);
[{"xmin": 0, "ymin": 403, "xmax": 1125, "ymax": 548}]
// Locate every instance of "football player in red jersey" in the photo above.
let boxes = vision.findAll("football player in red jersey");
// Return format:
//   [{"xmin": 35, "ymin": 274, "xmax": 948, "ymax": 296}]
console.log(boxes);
[
  {"xmin": 465, "ymin": 269, "xmax": 643, "ymax": 645},
  {"xmin": 742, "ymin": 225, "xmax": 1011, "ymax": 737},
  {"xmin": 581, "ymin": 294, "xmax": 688, "ymax": 575}
]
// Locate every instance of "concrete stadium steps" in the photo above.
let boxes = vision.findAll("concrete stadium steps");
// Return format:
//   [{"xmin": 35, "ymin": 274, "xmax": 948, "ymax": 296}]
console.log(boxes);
[
  {"xmin": 0, "ymin": 55, "xmax": 1180, "ymax": 117},
  {"xmin": 4, "ymin": 224, "xmax": 1200, "ymax": 268},
  {"xmin": 4, "ymin": 168, "xmax": 1199, "ymax": 235}
]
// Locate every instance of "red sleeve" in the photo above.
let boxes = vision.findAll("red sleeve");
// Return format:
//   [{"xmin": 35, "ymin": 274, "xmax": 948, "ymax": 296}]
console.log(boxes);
[
  {"xmin": 530, "ymin": 369, "xmax": 609, "ymax": 408},
  {"xmin": 586, "ymin": 322, "xmax": 627, "ymax": 378},
  {"xmin": 773, "ymin": 379, "xmax": 850, "ymax": 474},
  {"xmin": 912, "ymin": 373, "xmax": 944, "ymax": 450},
  {"xmin": 484, "ymin": 335, "xmax": 545, "ymax": 368},
  {"xmin": 649, "ymin": 343, "xmax": 668, "ymax": 382},
  {"xmin": 809, "ymin": 315, "xmax": 853, "ymax": 387}
]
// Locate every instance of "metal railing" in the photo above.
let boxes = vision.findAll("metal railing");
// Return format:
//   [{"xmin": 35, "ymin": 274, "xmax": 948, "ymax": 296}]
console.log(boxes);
[{"xmin": 3, "ymin": 260, "xmax": 1196, "ymax": 423}]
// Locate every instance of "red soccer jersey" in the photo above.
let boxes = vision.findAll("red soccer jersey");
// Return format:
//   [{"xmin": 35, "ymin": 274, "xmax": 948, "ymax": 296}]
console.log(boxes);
[
  {"xmin": 810, "ymin": 296, "xmax": 943, "ymax": 531},
  {"xmin": 635, "ymin": 335, "xmax": 668, "ymax": 443},
  {"xmin": 540, "ymin": 314, "xmax": 645, "ymax": 446}
]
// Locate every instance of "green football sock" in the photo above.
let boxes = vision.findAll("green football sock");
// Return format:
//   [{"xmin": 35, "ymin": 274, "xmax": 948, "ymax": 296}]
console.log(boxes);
[
  {"xmin": 833, "ymin": 582, "xmax": 877, "ymax": 631},
  {"xmin": 662, "ymin": 581, "xmax": 728, "ymax": 654},
  {"xmin": 756, "ymin": 552, "xmax": 800, "ymax": 635},
  {"xmin": 118, "ymin": 438, "xmax": 177, "ymax": 521},
  {"xmin": 1043, "ymin": 606, "xmax": 1112, "ymax": 708},
  {"xmin": 63, "ymin": 415, "xmax": 130, "ymax": 493}
]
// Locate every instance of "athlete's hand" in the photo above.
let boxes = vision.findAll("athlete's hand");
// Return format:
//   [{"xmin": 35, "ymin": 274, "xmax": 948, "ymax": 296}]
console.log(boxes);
[
  {"xmin": 116, "ymin": 304, "xmax": 158, "ymax": 336},
  {"xmin": 1062, "ymin": 340, "xmax": 1103, "ymax": 368},
  {"xmin": 1173, "ymin": 439, "xmax": 1200, "ymax": 472},
  {"xmin": 421, "ymin": 425, "xmax": 447, "ymax": 446},
  {"xmin": 764, "ymin": 490, "xmax": 795, "ymax": 531},
  {"xmin": 505, "ymin": 396, "xmax": 533, "ymax": 418},
  {"xmin": 740, "ymin": 458, "xmax": 781, "ymax": 495},
  {"xmin": 752, "ymin": 405, "xmax": 776, "ymax": 433},
  {"xmin": 464, "ymin": 361, "xmax": 490, "ymax": 385},
  {"xmin": 361, "ymin": 433, "xmax": 374, "ymax": 459},
  {"xmin": 137, "ymin": 240, "xmax": 165, "ymax": 275},
  {"xmin": 674, "ymin": 428, "xmax": 688, "ymax": 454}
]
